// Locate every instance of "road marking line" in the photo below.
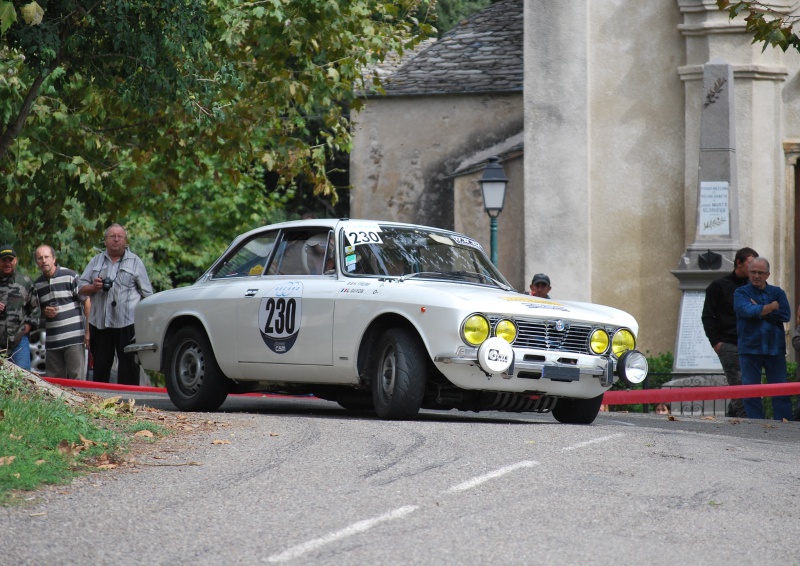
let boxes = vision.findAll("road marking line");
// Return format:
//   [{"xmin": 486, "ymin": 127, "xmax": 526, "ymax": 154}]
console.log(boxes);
[
  {"xmin": 265, "ymin": 505, "xmax": 419, "ymax": 563},
  {"xmin": 562, "ymin": 433, "xmax": 624, "ymax": 451},
  {"xmin": 446, "ymin": 460, "xmax": 539, "ymax": 493}
]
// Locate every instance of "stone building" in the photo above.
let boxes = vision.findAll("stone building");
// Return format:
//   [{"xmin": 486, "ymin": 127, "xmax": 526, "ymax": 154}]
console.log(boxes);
[{"xmin": 350, "ymin": 0, "xmax": 800, "ymax": 356}]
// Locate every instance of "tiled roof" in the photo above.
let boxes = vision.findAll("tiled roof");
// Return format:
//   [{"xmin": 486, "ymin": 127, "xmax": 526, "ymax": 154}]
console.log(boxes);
[{"xmin": 382, "ymin": 0, "xmax": 523, "ymax": 96}]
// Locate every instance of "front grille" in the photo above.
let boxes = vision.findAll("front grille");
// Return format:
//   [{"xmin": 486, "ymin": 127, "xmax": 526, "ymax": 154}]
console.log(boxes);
[{"xmin": 491, "ymin": 316, "xmax": 593, "ymax": 354}]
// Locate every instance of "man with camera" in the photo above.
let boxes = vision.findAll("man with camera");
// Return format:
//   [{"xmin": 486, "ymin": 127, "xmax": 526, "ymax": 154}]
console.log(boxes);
[{"xmin": 79, "ymin": 224, "xmax": 152, "ymax": 385}]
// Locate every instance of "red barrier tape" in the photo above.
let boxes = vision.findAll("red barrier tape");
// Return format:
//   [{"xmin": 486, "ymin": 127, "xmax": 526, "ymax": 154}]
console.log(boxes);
[
  {"xmin": 44, "ymin": 377, "xmax": 800, "ymax": 406},
  {"xmin": 42, "ymin": 377, "xmax": 308, "ymax": 398},
  {"xmin": 45, "ymin": 377, "xmax": 166, "ymax": 393},
  {"xmin": 603, "ymin": 382, "xmax": 800, "ymax": 406}
]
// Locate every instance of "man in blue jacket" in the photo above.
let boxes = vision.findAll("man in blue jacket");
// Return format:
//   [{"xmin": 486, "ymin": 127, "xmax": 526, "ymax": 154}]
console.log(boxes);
[{"xmin": 733, "ymin": 257, "xmax": 793, "ymax": 420}]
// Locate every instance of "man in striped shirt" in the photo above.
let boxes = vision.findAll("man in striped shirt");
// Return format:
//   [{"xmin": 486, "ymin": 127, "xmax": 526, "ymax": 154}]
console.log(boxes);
[{"xmin": 34, "ymin": 245, "xmax": 91, "ymax": 379}]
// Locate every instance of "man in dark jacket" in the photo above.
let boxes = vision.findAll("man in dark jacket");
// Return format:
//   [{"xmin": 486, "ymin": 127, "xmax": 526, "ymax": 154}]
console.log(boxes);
[
  {"xmin": 733, "ymin": 257, "xmax": 792, "ymax": 421},
  {"xmin": 701, "ymin": 247, "xmax": 758, "ymax": 417}
]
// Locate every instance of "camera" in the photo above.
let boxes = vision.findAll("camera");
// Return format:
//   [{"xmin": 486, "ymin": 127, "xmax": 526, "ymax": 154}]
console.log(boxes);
[{"xmin": 102, "ymin": 277, "xmax": 113, "ymax": 292}]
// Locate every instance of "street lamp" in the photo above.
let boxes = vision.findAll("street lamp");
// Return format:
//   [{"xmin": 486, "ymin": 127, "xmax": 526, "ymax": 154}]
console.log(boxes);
[{"xmin": 479, "ymin": 156, "xmax": 508, "ymax": 266}]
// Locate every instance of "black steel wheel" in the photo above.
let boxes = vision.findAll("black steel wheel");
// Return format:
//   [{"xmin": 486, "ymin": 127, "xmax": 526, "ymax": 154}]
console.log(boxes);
[
  {"xmin": 165, "ymin": 326, "xmax": 230, "ymax": 412},
  {"xmin": 372, "ymin": 327, "xmax": 427, "ymax": 420}
]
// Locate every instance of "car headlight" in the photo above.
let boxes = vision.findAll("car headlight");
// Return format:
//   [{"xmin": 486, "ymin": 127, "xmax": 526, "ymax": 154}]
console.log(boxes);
[
  {"xmin": 611, "ymin": 328, "xmax": 636, "ymax": 357},
  {"xmin": 589, "ymin": 328, "xmax": 610, "ymax": 354},
  {"xmin": 462, "ymin": 314, "xmax": 490, "ymax": 346},
  {"xmin": 618, "ymin": 350, "xmax": 648, "ymax": 385},
  {"xmin": 494, "ymin": 319, "xmax": 517, "ymax": 344}
]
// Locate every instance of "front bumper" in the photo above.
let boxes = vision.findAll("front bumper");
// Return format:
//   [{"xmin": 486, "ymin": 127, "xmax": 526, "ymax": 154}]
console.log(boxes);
[{"xmin": 435, "ymin": 346, "xmax": 615, "ymax": 387}]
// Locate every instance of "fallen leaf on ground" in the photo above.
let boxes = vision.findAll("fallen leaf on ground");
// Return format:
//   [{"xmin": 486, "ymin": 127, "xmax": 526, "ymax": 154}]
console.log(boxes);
[
  {"xmin": 134, "ymin": 430, "xmax": 154, "ymax": 438},
  {"xmin": 667, "ymin": 415, "xmax": 677, "ymax": 421},
  {"xmin": 269, "ymin": 433, "xmax": 279, "ymax": 437},
  {"xmin": 0, "ymin": 455, "xmax": 16, "ymax": 466},
  {"xmin": 29, "ymin": 512, "xmax": 47, "ymax": 517},
  {"xmin": 57, "ymin": 440, "xmax": 81, "ymax": 457},
  {"xmin": 35, "ymin": 459, "xmax": 46, "ymax": 465},
  {"xmin": 211, "ymin": 439, "xmax": 231, "ymax": 445},
  {"xmin": 701, "ymin": 416, "xmax": 715, "ymax": 421}
]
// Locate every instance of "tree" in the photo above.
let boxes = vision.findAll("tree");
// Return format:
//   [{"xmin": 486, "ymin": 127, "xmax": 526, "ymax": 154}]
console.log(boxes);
[
  {"xmin": 1, "ymin": 1, "xmax": 434, "ymax": 288},
  {"xmin": 717, "ymin": 1, "xmax": 800, "ymax": 52},
  {"xmin": 432, "ymin": 0, "xmax": 491, "ymax": 36},
  {"xmin": 0, "ymin": 0, "xmax": 209, "ymax": 159}
]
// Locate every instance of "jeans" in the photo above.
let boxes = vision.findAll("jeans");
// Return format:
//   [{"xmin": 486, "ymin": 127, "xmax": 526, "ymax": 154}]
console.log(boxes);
[
  {"xmin": 9, "ymin": 334, "xmax": 31, "ymax": 371},
  {"xmin": 738, "ymin": 353, "xmax": 793, "ymax": 420}
]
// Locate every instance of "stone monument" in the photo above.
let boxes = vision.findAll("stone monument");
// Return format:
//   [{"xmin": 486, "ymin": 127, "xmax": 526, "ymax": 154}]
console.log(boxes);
[{"xmin": 671, "ymin": 58, "xmax": 739, "ymax": 374}]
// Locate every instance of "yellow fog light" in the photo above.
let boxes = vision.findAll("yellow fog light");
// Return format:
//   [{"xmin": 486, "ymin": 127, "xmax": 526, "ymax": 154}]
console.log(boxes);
[
  {"xmin": 611, "ymin": 328, "xmax": 636, "ymax": 357},
  {"xmin": 495, "ymin": 319, "xmax": 517, "ymax": 344},
  {"xmin": 590, "ymin": 328, "xmax": 610, "ymax": 354},
  {"xmin": 462, "ymin": 314, "xmax": 490, "ymax": 346}
]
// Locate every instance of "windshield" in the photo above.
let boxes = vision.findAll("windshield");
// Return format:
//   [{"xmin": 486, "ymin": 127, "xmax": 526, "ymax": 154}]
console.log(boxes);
[{"xmin": 340, "ymin": 224, "xmax": 511, "ymax": 289}]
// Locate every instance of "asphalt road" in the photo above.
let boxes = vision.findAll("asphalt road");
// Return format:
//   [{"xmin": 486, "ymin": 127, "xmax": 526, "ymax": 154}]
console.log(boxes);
[{"xmin": 2, "ymin": 391, "xmax": 799, "ymax": 565}]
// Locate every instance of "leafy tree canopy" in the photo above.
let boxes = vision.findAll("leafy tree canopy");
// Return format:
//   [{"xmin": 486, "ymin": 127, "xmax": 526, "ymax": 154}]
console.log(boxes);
[
  {"xmin": 0, "ymin": 1, "xmax": 434, "ymax": 288},
  {"xmin": 717, "ymin": 0, "xmax": 800, "ymax": 52}
]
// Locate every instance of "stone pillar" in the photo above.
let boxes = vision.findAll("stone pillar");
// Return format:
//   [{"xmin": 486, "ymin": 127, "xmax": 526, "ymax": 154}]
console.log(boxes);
[
  {"xmin": 523, "ymin": 0, "xmax": 590, "ymax": 301},
  {"xmin": 672, "ymin": 59, "xmax": 740, "ymax": 373}
]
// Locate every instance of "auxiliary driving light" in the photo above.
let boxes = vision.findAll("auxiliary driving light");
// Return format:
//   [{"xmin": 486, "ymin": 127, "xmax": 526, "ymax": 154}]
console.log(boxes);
[{"xmin": 617, "ymin": 350, "xmax": 648, "ymax": 385}]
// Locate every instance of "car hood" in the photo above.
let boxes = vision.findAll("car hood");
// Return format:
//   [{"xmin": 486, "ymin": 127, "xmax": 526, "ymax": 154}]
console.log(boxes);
[{"xmin": 408, "ymin": 282, "xmax": 639, "ymax": 333}]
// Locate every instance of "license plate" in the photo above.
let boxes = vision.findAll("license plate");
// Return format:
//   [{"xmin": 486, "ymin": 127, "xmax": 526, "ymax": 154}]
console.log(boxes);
[{"xmin": 541, "ymin": 365, "xmax": 580, "ymax": 382}]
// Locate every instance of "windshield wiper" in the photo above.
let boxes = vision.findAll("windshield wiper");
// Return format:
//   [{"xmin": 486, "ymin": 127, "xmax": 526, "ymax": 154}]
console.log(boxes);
[
  {"xmin": 397, "ymin": 271, "xmax": 459, "ymax": 283},
  {"xmin": 397, "ymin": 270, "xmax": 514, "ymax": 291}
]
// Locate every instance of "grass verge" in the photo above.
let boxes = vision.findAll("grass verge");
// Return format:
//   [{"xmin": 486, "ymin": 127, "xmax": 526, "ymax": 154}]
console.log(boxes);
[{"xmin": 0, "ymin": 361, "xmax": 167, "ymax": 506}]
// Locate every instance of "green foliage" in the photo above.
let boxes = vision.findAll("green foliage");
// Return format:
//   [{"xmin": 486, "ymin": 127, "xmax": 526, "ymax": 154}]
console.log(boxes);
[
  {"xmin": 432, "ymin": 0, "xmax": 492, "ymax": 35},
  {"xmin": 1, "ymin": 1, "xmax": 434, "ymax": 289},
  {"xmin": 717, "ymin": 1, "xmax": 800, "ymax": 52}
]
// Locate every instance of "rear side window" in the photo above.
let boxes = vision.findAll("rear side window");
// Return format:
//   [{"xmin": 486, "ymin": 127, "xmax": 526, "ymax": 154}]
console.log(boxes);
[
  {"xmin": 267, "ymin": 228, "xmax": 335, "ymax": 276},
  {"xmin": 212, "ymin": 232, "xmax": 278, "ymax": 278}
]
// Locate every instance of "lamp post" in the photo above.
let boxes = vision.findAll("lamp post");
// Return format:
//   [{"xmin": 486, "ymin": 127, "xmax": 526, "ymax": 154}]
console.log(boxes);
[{"xmin": 479, "ymin": 157, "xmax": 508, "ymax": 267}]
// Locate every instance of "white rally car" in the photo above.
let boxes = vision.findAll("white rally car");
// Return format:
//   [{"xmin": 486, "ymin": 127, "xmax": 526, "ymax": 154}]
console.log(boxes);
[{"xmin": 126, "ymin": 219, "xmax": 647, "ymax": 424}]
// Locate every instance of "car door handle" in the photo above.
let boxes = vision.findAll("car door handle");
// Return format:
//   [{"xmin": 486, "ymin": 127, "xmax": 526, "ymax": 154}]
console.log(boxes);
[{"xmin": 244, "ymin": 289, "xmax": 258, "ymax": 297}]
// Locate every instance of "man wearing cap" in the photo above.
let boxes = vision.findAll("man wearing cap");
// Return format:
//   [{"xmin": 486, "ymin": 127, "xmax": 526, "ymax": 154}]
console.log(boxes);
[
  {"xmin": 529, "ymin": 273, "xmax": 552, "ymax": 299},
  {"xmin": 0, "ymin": 245, "xmax": 40, "ymax": 370}
]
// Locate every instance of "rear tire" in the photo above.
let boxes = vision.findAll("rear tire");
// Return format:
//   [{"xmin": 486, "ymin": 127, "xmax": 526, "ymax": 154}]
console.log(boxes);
[
  {"xmin": 552, "ymin": 394, "xmax": 604, "ymax": 425},
  {"xmin": 372, "ymin": 328, "xmax": 427, "ymax": 420},
  {"xmin": 165, "ymin": 326, "xmax": 230, "ymax": 412}
]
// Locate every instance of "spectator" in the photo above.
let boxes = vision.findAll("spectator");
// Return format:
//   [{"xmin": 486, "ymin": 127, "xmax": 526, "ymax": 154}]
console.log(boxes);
[
  {"xmin": 0, "ymin": 245, "xmax": 39, "ymax": 370},
  {"xmin": 78, "ymin": 224, "xmax": 153, "ymax": 385},
  {"xmin": 701, "ymin": 247, "xmax": 758, "ymax": 417},
  {"xmin": 33, "ymin": 245, "xmax": 91, "ymax": 379},
  {"xmin": 529, "ymin": 273, "xmax": 551, "ymax": 298},
  {"xmin": 733, "ymin": 257, "xmax": 793, "ymax": 421},
  {"xmin": 654, "ymin": 403, "xmax": 671, "ymax": 415}
]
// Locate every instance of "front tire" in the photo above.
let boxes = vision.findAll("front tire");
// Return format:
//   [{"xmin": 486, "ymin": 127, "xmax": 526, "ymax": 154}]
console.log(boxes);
[
  {"xmin": 165, "ymin": 326, "xmax": 230, "ymax": 412},
  {"xmin": 552, "ymin": 394, "xmax": 604, "ymax": 425},
  {"xmin": 372, "ymin": 328, "xmax": 427, "ymax": 420}
]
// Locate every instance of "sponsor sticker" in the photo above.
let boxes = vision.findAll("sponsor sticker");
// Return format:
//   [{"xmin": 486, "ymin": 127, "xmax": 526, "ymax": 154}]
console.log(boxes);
[
  {"xmin": 451, "ymin": 234, "xmax": 483, "ymax": 251},
  {"xmin": 501, "ymin": 296, "xmax": 569, "ymax": 312}
]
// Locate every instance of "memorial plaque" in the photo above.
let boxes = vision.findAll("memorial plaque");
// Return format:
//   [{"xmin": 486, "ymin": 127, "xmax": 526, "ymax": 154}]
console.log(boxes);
[
  {"xmin": 673, "ymin": 290, "xmax": 723, "ymax": 372},
  {"xmin": 698, "ymin": 181, "xmax": 730, "ymax": 236}
]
